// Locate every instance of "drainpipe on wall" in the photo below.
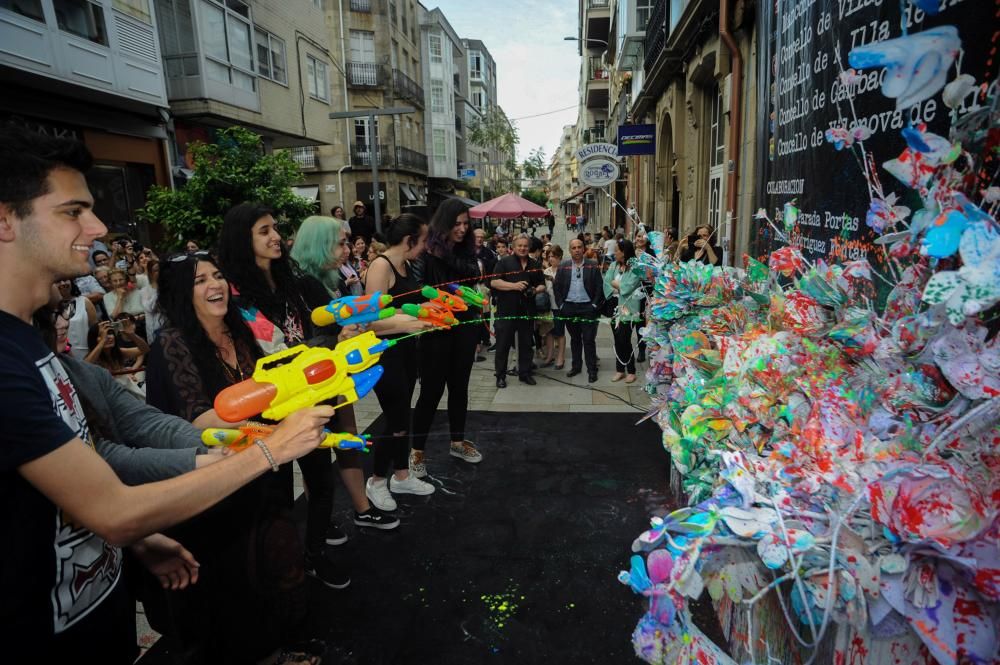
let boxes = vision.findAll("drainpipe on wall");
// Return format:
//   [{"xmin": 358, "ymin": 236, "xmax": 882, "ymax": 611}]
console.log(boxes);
[
  {"xmin": 337, "ymin": 164, "xmax": 350, "ymax": 209},
  {"xmin": 719, "ymin": 0, "xmax": 743, "ymax": 266},
  {"xmin": 337, "ymin": 0, "xmax": 352, "ymax": 151}
]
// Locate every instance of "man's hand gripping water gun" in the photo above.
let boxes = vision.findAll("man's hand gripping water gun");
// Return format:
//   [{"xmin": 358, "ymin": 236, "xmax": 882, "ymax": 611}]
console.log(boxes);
[
  {"xmin": 213, "ymin": 331, "xmax": 393, "ymax": 425},
  {"xmin": 311, "ymin": 292, "xmax": 395, "ymax": 328},
  {"xmin": 202, "ymin": 424, "xmax": 371, "ymax": 452}
]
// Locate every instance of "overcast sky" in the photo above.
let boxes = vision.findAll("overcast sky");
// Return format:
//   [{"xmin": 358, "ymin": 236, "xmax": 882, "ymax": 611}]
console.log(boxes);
[{"xmin": 426, "ymin": 0, "xmax": 580, "ymax": 165}]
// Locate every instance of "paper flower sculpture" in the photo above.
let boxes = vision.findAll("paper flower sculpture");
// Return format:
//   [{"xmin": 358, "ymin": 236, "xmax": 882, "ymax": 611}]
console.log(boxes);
[{"xmin": 848, "ymin": 26, "xmax": 961, "ymax": 109}]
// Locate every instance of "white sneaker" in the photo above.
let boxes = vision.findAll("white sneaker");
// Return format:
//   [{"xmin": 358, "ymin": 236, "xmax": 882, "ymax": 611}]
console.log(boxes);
[
  {"xmin": 390, "ymin": 474, "xmax": 436, "ymax": 496},
  {"xmin": 365, "ymin": 477, "xmax": 397, "ymax": 512},
  {"xmin": 409, "ymin": 450, "xmax": 427, "ymax": 478}
]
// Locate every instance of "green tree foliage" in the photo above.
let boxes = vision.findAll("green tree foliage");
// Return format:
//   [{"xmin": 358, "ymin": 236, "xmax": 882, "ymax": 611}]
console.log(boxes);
[
  {"xmin": 521, "ymin": 188, "xmax": 548, "ymax": 208},
  {"xmin": 139, "ymin": 126, "xmax": 315, "ymax": 248},
  {"xmin": 521, "ymin": 146, "xmax": 546, "ymax": 181},
  {"xmin": 468, "ymin": 107, "xmax": 519, "ymax": 192}
]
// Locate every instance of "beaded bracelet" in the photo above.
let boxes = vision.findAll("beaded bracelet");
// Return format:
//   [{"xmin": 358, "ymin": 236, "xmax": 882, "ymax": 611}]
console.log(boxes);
[{"xmin": 253, "ymin": 438, "xmax": 280, "ymax": 472}]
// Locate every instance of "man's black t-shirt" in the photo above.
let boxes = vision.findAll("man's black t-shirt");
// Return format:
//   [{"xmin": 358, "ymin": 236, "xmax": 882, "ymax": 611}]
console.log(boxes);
[
  {"xmin": 492, "ymin": 255, "xmax": 544, "ymax": 316},
  {"xmin": 349, "ymin": 215, "xmax": 376, "ymax": 244},
  {"xmin": 0, "ymin": 311, "xmax": 133, "ymax": 660}
]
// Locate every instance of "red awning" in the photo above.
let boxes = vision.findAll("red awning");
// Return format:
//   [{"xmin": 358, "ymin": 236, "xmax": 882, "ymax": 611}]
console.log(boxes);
[{"xmin": 468, "ymin": 193, "xmax": 551, "ymax": 219}]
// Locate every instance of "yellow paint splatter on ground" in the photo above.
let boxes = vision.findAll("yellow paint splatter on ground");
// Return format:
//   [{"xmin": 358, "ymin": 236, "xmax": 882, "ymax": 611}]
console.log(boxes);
[{"xmin": 480, "ymin": 587, "xmax": 522, "ymax": 631}]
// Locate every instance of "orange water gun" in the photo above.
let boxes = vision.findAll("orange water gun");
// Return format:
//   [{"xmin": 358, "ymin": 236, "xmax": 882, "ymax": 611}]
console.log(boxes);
[
  {"xmin": 401, "ymin": 302, "xmax": 458, "ymax": 328},
  {"xmin": 202, "ymin": 424, "xmax": 371, "ymax": 452}
]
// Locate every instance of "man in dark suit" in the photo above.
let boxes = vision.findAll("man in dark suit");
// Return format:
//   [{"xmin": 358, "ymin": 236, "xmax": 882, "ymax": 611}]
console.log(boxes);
[
  {"xmin": 490, "ymin": 235, "xmax": 544, "ymax": 387},
  {"xmin": 553, "ymin": 238, "xmax": 604, "ymax": 382}
]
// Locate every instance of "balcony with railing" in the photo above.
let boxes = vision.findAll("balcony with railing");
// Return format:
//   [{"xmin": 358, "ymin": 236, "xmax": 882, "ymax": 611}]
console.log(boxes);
[
  {"xmin": 346, "ymin": 62, "xmax": 387, "ymax": 88},
  {"xmin": 395, "ymin": 146, "xmax": 428, "ymax": 174},
  {"xmin": 588, "ymin": 0, "xmax": 610, "ymax": 8},
  {"xmin": 350, "ymin": 144, "xmax": 391, "ymax": 168},
  {"xmin": 392, "ymin": 69, "xmax": 424, "ymax": 106},
  {"xmin": 586, "ymin": 56, "xmax": 610, "ymax": 109},
  {"xmin": 643, "ymin": 0, "xmax": 668, "ymax": 73},
  {"xmin": 350, "ymin": 0, "xmax": 372, "ymax": 11}
]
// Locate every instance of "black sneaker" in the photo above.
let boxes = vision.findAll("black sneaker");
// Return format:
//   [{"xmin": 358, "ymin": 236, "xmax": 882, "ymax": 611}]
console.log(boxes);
[
  {"xmin": 326, "ymin": 522, "xmax": 348, "ymax": 546},
  {"xmin": 305, "ymin": 552, "xmax": 351, "ymax": 589},
  {"xmin": 353, "ymin": 507, "xmax": 400, "ymax": 530}
]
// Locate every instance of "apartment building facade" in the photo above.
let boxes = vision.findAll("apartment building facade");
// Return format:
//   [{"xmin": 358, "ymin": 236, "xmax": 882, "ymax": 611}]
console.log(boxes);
[
  {"xmin": 575, "ymin": 0, "xmax": 612, "ymax": 229},
  {"xmin": 628, "ymin": 0, "xmax": 757, "ymax": 264},
  {"xmin": 569, "ymin": 0, "xmax": 757, "ymax": 263},
  {"xmin": 419, "ymin": 7, "xmax": 461, "ymax": 183},
  {"xmin": 549, "ymin": 123, "xmax": 579, "ymax": 221},
  {"xmin": 301, "ymin": 0, "xmax": 428, "ymax": 217},
  {"xmin": 0, "ymin": 0, "xmax": 172, "ymax": 244}
]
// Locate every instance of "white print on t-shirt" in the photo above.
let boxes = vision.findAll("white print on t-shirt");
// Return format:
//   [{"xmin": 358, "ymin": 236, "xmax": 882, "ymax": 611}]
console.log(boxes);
[{"xmin": 35, "ymin": 352, "xmax": 122, "ymax": 633}]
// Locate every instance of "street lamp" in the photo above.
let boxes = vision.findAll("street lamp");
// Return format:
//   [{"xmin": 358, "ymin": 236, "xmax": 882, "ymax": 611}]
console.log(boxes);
[
  {"xmin": 329, "ymin": 106, "xmax": 415, "ymax": 235},
  {"xmin": 563, "ymin": 36, "xmax": 609, "ymax": 48}
]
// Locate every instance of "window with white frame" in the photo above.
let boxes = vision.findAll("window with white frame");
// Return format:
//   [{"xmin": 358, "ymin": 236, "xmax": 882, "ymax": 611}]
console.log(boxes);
[
  {"xmin": 469, "ymin": 50, "xmax": 482, "ymax": 79},
  {"xmin": 472, "ymin": 90, "xmax": 484, "ymax": 111},
  {"xmin": 254, "ymin": 28, "xmax": 286, "ymax": 84},
  {"xmin": 54, "ymin": 0, "xmax": 109, "ymax": 45},
  {"xmin": 199, "ymin": 0, "xmax": 255, "ymax": 91},
  {"xmin": 429, "ymin": 34, "xmax": 442, "ymax": 63},
  {"xmin": 307, "ymin": 54, "xmax": 329, "ymax": 101},
  {"xmin": 431, "ymin": 80, "xmax": 445, "ymax": 113},
  {"xmin": 433, "ymin": 129, "xmax": 446, "ymax": 162},
  {"xmin": 636, "ymin": 0, "xmax": 653, "ymax": 29},
  {"xmin": 707, "ymin": 83, "xmax": 725, "ymax": 233}
]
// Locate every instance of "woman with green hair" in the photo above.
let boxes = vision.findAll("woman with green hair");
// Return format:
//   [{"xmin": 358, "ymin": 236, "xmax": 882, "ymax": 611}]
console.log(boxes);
[{"xmin": 290, "ymin": 215, "xmax": 348, "ymax": 298}]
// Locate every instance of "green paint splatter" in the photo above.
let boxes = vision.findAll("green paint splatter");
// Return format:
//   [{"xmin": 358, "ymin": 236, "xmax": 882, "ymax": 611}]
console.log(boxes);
[{"xmin": 481, "ymin": 587, "xmax": 522, "ymax": 632}]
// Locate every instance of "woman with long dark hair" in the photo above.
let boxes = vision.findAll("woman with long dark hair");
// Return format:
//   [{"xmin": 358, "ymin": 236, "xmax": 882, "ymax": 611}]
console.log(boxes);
[
  {"xmin": 361, "ymin": 213, "xmax": 437, "ymax": 511},
  {"xmin": 603, "ymin": 239, "xmax": 643, "ymax": 384},
  {"xmin": 145, "ymin": 251, "xmax": 326, "ymax": 664},
  {"xmin": 409, "ymin": 199, "xmax": 484, "ymax": 478},
  {"xmin": 219, "ymin": 205, "xmax": 397, "ymax": 563}
]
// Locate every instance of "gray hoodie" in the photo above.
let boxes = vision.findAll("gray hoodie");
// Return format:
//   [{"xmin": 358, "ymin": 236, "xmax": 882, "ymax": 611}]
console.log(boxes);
[{"xmin": 60, "ymin": 355, "xmax": 206, "ymax": 484}]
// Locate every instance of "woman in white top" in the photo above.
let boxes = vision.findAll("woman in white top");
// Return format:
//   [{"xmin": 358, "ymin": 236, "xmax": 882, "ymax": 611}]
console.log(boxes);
[
  {"xmin": 102, "ymin": 268, "xmax": 145, "ymax": 319},
  {"xmin": 139, "ymin": 258, "xmax": 163, "ymax": 343},
  {"xmin": 56, "ymin": 279, "xmax": 97, "ymax": 359}
]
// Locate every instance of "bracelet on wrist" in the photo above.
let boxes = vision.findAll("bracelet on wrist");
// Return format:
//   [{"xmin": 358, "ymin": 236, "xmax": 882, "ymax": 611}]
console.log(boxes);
[{"xmin": 253, "ymin": 438, "xmax": 280, "ymax": 472}]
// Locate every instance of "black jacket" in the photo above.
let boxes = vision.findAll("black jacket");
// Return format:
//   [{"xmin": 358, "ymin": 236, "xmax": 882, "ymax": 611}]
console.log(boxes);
[
  {"xmin": 553, "ymin": 258, "xmax": 604, "ymax": 310},
  {"xmin": 491, "ymin": 255, "xmax": 543, "ymax": 316},
  {"xmin": 418, "ymin": 249, "xmax": 482, "ymax": 321}
]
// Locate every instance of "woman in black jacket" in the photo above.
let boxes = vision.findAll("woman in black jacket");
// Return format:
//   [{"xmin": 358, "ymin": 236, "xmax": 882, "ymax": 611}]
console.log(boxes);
[{"xmin": 409, "ymin": 199, "xmax": 484, "ymax": 477}]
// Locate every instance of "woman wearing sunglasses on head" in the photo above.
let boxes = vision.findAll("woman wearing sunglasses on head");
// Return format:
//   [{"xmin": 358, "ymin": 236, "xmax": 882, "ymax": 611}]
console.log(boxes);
[
  {"xmin": 219, "ymin": 205, "xmax": 397, "ymax": 582},
  {"xmin": 145, "ymin": 250, "xmax": 328, "ymax": 665}
]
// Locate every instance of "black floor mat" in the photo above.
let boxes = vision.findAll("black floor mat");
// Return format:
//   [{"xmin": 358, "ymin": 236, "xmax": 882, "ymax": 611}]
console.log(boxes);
[
  {"xmin": 138, "ymin": 410, "xmax": 678, "ymax": 664},
  {"xmin": 304, "ymin": 410, "xmax": 674, "ymax": 665}
]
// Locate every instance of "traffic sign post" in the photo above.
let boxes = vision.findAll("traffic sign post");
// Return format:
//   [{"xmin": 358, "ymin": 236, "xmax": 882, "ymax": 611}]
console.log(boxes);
[{"xmin": 329, "ymin": 106, "xmax": 416, "ymax": 235}]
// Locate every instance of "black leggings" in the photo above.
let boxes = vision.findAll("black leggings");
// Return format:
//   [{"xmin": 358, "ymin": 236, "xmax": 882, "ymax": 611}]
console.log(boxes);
[
  {"xmin": 297, "ymin": 447, "xmax": 334, "ymax": 553},
  {"xmin": 412, "ymin": 323, "xmax": 479, "ymax": 450},
  {"xmin": 612, "ymin": 320, "xmax": 638, "ymax": 374},
  {"xmin": 372, "ymin": 339, "xmax": 418, "ymax": 476}
]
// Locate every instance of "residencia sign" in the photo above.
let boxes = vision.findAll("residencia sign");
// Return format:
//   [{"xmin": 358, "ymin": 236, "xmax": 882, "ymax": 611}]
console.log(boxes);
[{"xmin": 576, "ymin": 142, "xmax": 620, "ymax": 188}]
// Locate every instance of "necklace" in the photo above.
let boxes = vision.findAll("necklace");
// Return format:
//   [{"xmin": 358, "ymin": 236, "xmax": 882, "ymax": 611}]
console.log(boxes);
[{"xmin": 214, "ymin": 331, "xmax": 245, "ymax": 384}]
